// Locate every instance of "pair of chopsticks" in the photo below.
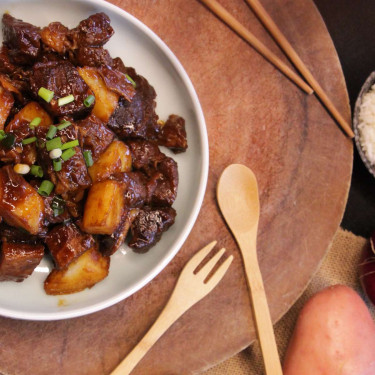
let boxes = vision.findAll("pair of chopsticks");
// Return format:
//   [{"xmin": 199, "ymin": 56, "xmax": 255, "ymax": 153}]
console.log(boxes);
[{"xmin": 199, "ymin": 0, "xmax": 354, "ymax": 138}]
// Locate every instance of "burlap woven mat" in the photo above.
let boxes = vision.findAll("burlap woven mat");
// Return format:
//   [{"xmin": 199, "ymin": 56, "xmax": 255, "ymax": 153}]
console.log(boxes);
[{"xmin": 204, "ymin": 227, "xmax": 375, "ymax": 375}]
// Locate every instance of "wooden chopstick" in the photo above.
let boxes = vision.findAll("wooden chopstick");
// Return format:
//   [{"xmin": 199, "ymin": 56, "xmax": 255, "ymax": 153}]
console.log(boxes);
[
  {"xmin": 199, "ymin": 0, "xmax": 354, "ymax": 138},
  {"xmin": 199, "ymin": 0, "xmax": 313, "ymax": 95},
  {"xmin": 244, "ymin": 0, "xmax": 354, "ymax": 138}
]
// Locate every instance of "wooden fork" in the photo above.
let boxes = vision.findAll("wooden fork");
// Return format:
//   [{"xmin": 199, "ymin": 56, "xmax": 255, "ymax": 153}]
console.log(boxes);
[{"xmin": 110, "ymin": 241, "xmax": 233, "ymax": 375}]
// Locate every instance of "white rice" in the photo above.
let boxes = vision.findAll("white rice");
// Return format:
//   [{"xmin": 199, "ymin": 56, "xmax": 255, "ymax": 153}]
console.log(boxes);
[{"xmin": 358, "ymin": 84, "xmax": 375, "ymax": 165}]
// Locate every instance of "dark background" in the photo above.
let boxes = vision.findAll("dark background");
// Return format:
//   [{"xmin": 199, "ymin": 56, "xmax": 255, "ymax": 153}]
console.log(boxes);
[{"xmin": 313, "ymin": 0, "xmax": 375, "ymax": 237}]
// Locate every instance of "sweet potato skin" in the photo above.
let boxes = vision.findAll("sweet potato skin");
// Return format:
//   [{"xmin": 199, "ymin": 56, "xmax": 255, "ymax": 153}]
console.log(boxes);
[{"xmin": 283, "ymin": 285, "xmax": 375, "ymax": 375}]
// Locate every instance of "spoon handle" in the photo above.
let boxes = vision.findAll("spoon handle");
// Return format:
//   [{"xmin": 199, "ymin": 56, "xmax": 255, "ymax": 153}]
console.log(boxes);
[{"xmin": 238, "ymin": 235, "xmax": 283, "ymax": 375}]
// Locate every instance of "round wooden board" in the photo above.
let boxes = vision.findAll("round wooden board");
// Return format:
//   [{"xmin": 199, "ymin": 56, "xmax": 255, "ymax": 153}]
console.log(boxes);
[{"xmin": 0, "ymin": 0, "xmax": 352, "ymax": 374}]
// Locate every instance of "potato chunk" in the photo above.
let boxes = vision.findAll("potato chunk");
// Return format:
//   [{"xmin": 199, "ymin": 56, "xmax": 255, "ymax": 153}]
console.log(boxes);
[
  {"xmin": 0, "ymin": 83, "xmax": 14, "ymax": 130},
  {"xmin": 82, "ymin": 180, "xmax": 125, "ymax": 235},
  {"xmin": 88, "ymin": 140, "xmax": 132, "ymax": 182},
  {"xmin": 0, "ymin": 166, "xmax": 45, "ymax": 234},
  {"xmin": 0, "ymin": 242, "xmax": 44, "ymax": 282},
  {"xmin": 78, "ymin": 66, "xmax": 119, "ymax": 122},
  {"xmin": 44, "ymin": 246, "xmax": 109, "ymax": 295},
  {"xmin": 45, "ymin": 222, "xmax": 96, "ymax": 269}
]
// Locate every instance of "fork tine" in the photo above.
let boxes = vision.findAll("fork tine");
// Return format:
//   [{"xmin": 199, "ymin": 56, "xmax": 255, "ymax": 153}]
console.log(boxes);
[
  {"xmin": 196, "ymin": 247, "xmax": 226, "ymax": 280},
  {"xmin": 205, "ymin": 255, "xmax": 234, "ymax": 289},
  {"xmin": 183, "ymin": 241, "xmax": 217, "ymax": 273}
]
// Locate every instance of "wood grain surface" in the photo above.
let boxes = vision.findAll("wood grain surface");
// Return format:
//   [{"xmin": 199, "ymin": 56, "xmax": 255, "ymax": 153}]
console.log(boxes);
[{"xmin": 0, "ymin": 0, "xmax": 353, "ymax": 374}]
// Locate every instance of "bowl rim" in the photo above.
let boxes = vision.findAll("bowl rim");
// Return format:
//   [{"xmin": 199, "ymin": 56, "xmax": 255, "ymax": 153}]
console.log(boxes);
[
  {"xmin": 353, "ymin": 71, "xmax": 375, "ymax": 178},
  {"xmin": 0, "ymin": 0, "xmax": 209, "ymax": 321}
]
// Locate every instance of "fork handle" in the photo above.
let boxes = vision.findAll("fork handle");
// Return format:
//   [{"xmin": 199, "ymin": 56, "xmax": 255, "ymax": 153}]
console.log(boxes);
[
  {"xmin": 237, "ymin": 233, "xmax": 283, "ymax": 375},
  {"xmin": 110, "ymin": 298, "xmax": 184, "ymax": 375}
]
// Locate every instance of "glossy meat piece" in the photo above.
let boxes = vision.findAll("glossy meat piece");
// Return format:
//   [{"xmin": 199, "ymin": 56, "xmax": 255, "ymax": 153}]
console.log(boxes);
[
  {"xmin": 0, "ymin": 165, "xmax": 45, "ymax": 235},
  {"xmin": 45, "ymin": 222, "xmax": 95, "ymax": 269},
  {"xmin": 0, "ymin": 83, "xmax": 14, "ymax": 129},
  {"xmin": 74, "ymin": 46, "xmax": 112, "ymax": 67},
  {"xmin": 30, "ymin": 60, "xmax": 93, "ymax": 117},
  {"xmin": 0, "ymin": 46, "xmax": 17, "ymax": 74},
  {"xmin": 149, "ymin": 156, "xmax": 179, "ymax": 206},
  {"xmin": 71, "ymin": 13, "xmax": 114, "ymax": 47},
  {"xmin": 129, "ymin": 206, "xmax": 176, "ymax": 252},
  {"xmin": 127, "ymin": 139, "xmax": 164, "ymax": 173},
  {"xmin": 0, "ymin": 241, "xmax": 44, "ymax": 282},
  {"xmin": 76, "ymin": 114, "xmax": 114, "ymax": 161},
  {"xmin": 107, "ymin": 67, "xmax": 160, "ymax": 140},
  {"xmin": 0, "ymin": 222, "xmax": 40, "ymax": 244},
  {"xmin": 100, "ymin": 208, "xmax": 139, "ymax": 256},
  {"xmin": 40, "ymin": 22, "xmax": 71, "ymax": 54},
  {"xmin": 2, "ymin": 13, "xmax": 41, "ymax": 65},
  {"xmin": 158, "ymin": 114, "xmax": 188, "ymax": 153},
  {"xmin": 98, "ymin": 65, "xmax": 135, "ymax": 101},
  {"xmin": 111, "ymin": 171, "xmax": 149, "ymax": 207}
]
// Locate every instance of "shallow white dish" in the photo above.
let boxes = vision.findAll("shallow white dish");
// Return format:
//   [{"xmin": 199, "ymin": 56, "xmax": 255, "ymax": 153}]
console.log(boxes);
[{"xmin": 0, "ymin": 0, "xmax": 208, "ymax": 320}]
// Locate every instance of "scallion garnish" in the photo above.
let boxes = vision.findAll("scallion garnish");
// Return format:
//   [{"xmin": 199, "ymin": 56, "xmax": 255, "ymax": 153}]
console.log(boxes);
[
  {"xmin": 53, "ymin": 159, "xmax": 62, "ymax": 172},
  {"xmin": 0, "ymin": 130, "xmax": 6, "ymax": 141},
  {"xmin": 125, "ymin": 74, "xmax": 136, "ymax": 88},
  {"xmin": 38, "ymin": 87, "xmax": 54, "ymax": 103},
  {"xmin": 38, "ymin": 180, "xmax": 54, "ymax": 196},
  {"xmin": 61, "ymin": 148, "xmax": 76, "ymax": 161},
  {"xmin": 83, "ymin": 150, "xmax": 93, "ymax": 167},
  {"xmin": 58, "ymin": 94, "xmax": 74, "ymax": 106},
  {"xmin": 1, "ymin": 133, "xmax": 15, "ymax": 149},
  {"xmin": 84, "ymin": 95, "xmax": 95, "ymax": 107},
  {"xmin": 22, "ymin": 137, "xmax": 37, "ymax": 145},
  {"xmin": 51, "ymin": 196, "xmax": 65, "ymax": 217},
  {"xmin": 46, "ymin": 137, "xmax": 62, "ymax": 151},
  {"xmin": 61, "ymin": 139, "xmax": 79, "ymax": 150},
  {"xmin": 57, "ymin": 120, "xmax": 72, "ymax": 130},
  {"xmin": 46, "ymin": 125, "xmax": 57, "ymax": 140},
  {"xmin": 30, "ymin": 117, "xmax": 41, "ymax": 127},
  {"xmin": 30, "ymin": 165, "xmax": 44, "ymax": 178}
]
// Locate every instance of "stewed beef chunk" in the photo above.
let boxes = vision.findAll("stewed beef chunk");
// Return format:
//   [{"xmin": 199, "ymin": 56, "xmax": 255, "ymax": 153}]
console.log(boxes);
[
  {"xmin": 2, "ymin": 13, "xmax": 41, "ymax": 65},
  {"xmin": 40, "ymin": 22, "xmax": 71, "ymax": 54},
  {"xmin": 74, "ymin": 46, "xmax": 112, "ymax": 67},
  {"xmin": 128, "ymin": 206, "xmax": 176, "ymax": 252},
  {"xmin": 0, "ymin": 241, "xmax": 44, "ymax": 282},
  {"xmin": 0, "ymin": 46, "xmax": 17, "ymax": 74},
  {"xmin": 158, "ymin": 114, "xmax": 188, "ymax": 153},
  {"xmin": 71, "ymin": 13, "xmax": 114, "ymax": 47},
  {"xmin": 108, "ymin": 67, "xmax": 160, "ymax": 140},
  {"xmin": 30, "ymin": 60, "xmax": 94, "ymax": 117},
  {"xmin": 127, "ymin": 140, "xmax": 164, "ymax": 173},
  {"xmin": 76, "ymin": 114, "xmax": 114, "ymax": 161}
]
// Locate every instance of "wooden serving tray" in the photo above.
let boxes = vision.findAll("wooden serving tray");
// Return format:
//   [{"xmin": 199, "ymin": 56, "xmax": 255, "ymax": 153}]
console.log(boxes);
[{"xmin": 0, "ymin": 0, "xmax": 352, "ymax": 374}]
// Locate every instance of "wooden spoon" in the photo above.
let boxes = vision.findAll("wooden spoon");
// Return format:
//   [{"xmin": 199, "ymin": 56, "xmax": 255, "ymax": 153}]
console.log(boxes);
[{"xmin": 217, "ymin": 164, "xmax": 283, "ymax": 375}]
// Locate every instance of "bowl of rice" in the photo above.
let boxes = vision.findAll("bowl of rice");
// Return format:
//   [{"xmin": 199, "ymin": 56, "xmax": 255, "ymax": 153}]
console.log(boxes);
[{"xmin": 354, "ymin": 71, "xmax": 375, "ymax": 177}]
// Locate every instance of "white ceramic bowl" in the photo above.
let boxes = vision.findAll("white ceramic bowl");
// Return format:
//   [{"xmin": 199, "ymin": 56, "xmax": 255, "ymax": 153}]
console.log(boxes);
[{"xmin": 0, "ymin": 0, "xmax": 208, "ymax": 320}]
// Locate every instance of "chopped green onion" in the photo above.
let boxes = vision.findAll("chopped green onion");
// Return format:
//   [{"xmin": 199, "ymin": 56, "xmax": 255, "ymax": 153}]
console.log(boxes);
[
  {"xmin": 46, "ymin": 125, "xmax": 57, "ymax": 140},
  {"xmin": 22, "ymin": 137, "xmax": 37, "ymax": 145},
  {"xmin": 0, "ymin": 130, "xmax": 6, "ymax": 141},
  {"xmin": 61, "ymin": 148, "xmax": 76, "ymax": 161},
  {"xmin": 30, "ymin": 165, "xmax": 44, "ymax": 178},
  {"xmin": 84, "ymin": 95, "xmax": 95, "ymax": 107},
  {"xmin": 38, "ymin": 87, "xmax": 54, "ymax": 103},
  {"xmin": 38, "ymin": 180, "xmax": 54, "ymax": 196},
  {"xmin": 30, "ymin": 117, "xmax": 41, "ymax": 127},
  {"xmin": 46, "ymin": 137, "xmax": 62, "ymax": 151},
  {"xmin": 61, "ymin": 139, "xmax": 79, "ymax": 150},
  {"xmin": 83, "ymin": 150, "xmax": 93, "ymax": 167},
  {"xmin": 57, "ymin": 120, "xmax": 72, "ymax": 130},
  {"xmin": 125, "ymin": 74, "xmax": 136, "ymax": 88},
  {"xmin": 58, "ymin": 94, "xmax": 74, "ymax": 106},
  {"xmin": 53, "ymin": 207, "xmax": 64, "ymax": 217},
  {"xmin": 53, "ymin": 159, "xmax": 62, "ymax": 172},
  {"xmin": 1, "ymin": 133, "xmax": 15, "ymax": 149}
]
